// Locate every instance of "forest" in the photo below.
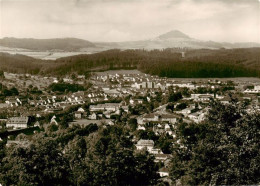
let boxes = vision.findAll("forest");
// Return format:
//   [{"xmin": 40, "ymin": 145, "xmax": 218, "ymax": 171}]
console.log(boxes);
[
  {"xmin": 0, "ymin": 47, "xmax": 260, "ymax": 78},
  {"xmin": 0, "ymin": 123, "xmax": 160, "ymax": 185},
  {"xmin": 0, "ymin": 99, "xmax": 259, "ymax": 185}
]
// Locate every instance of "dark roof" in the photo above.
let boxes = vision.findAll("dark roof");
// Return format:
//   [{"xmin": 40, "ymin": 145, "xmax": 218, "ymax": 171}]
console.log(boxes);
[{"xmin": 7, "ymin": 117, "xmax": 29, "ymax": 124}]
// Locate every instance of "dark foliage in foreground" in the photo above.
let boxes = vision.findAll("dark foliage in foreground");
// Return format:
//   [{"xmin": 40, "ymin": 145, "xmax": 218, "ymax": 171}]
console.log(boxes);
[
  {"xmin": 0, "ymin": 124, "xmax": 159, "ymax": 185},
  {"xmin": 170, "ymin": 100, "xmax": 260, "ymax": 185}
]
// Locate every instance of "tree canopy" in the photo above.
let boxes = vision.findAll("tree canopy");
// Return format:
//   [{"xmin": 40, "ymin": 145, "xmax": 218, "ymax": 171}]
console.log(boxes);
[
  {"xmin": 170, "ymin": 100, "xmax": 260, "ymax": 185},
  {"xmin": 0, "ymin": 124, "xmax": 160, "ymax": 185}
]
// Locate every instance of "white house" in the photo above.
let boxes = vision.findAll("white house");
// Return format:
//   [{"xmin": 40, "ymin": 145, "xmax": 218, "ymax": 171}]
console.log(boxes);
[
  {"xmin": 158, "ymin": 167, "xmax": 170, "ymax": 177},
  {"xmin": 6, "ymin": 117, "xmax": 30, "ymax": 129},
  {"xmin": 135, "ymin": 139, "xmax": 154, "ymax": 152}
]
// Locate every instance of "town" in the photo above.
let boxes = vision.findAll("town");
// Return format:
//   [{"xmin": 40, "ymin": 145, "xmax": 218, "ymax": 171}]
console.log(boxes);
[{"xmin": 0, "ymin": 69, "xmax": 259, "ymax": 184}]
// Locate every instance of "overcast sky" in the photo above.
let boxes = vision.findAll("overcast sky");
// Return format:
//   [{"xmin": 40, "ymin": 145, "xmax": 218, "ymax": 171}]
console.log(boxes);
[{"xmin": 0, "ymin": 0, "xmax": 259, "ymax": 42}]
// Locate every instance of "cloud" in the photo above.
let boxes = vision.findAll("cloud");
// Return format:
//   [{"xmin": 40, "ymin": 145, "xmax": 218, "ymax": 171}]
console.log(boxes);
[{"xmin": 0, "ymin": 0, "xmax": 259, "ymax": 42}]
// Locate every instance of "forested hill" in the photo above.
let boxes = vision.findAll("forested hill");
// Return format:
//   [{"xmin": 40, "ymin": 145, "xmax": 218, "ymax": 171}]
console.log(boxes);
[
  {"xmin": 50, "ymin": 48, "xmax": 260, "ymax": 78},
  {"xmin": 0, "ymin": 38, "xmax": 95, "ymax": 51},
  {"xmin": 0, "ymin": 52, "xmax": 62, "ymax": 74},
  {"xmin": 0, "ymin": 48, "xmax": 260, "ymax": 78}
]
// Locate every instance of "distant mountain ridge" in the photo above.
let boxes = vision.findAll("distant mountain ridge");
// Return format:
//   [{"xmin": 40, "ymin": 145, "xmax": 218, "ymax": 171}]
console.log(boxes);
[
  {"xmin": 94, "ymin": 30, "xmax": 260, "ymax": 51},
  {"xmin": 158, "ymin": 30, "xmax": 191, "ymax": 39},
  {"xmin": 0, "ymin": 30, "xmax": 260, "ymax": 55},
  {"xmin": 0, "ymin": 37, "xmax": 95, "ymax": 51}
]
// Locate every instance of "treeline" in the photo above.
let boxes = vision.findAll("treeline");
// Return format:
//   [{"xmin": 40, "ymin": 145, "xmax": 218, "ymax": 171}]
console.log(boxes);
[
  {"xmin": 1, "ymin": 48, "xmax": 260, "ymax": 78},
  {"xmin": 50, "ymin": 49, "xmax": 143, "ymax": 75},
  {"xmin": 141, "ymin": 61, "xmax": 258, "ymax": 78},
  {"xmin": 48, "ymin": 83, "xmax": 85, "ymax": 93},
  {"xmin": 0, "ymin": 83, "xmax": 19, "ymax": 97},
  {"xmin": 0, "ymin": 52, "xmax": 60, "ymax": 74}
]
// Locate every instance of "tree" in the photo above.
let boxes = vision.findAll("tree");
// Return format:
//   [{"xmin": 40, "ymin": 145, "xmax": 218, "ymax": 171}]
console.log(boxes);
[
  {"xmin": 0, "ymin": 70, "xmax": 4, "ymax": 79},
  {"xmin": 166, "ymin": 102, "xmax": 174, "ymax": 112},
  {"xmin": 84, "ymin": 125, "xmax": 160, "ymax": 185},
  {"xmin": 128, "ymin": 118, "xmax": 138, "ymax": 131},
  {"xmin": 10, "ymin": 87, "xmax": 19, "ymax": 96},
  {"xmin": 176, "ymin": 102, "xmax": 187, "ymax": 110},
  {"xmin": 0, "ymin": 137, "xmax": 71, "ymax": 185},
  {"xmin": 157, "ymin": 133, "xmax": 174, "ymax": 154},
  {"xmin": 0, "ymin": 123, "xmax": 160, "ymax": 185},
  {"xmin": 47, "ymin": 123, "xmax": 58, "ymax": 132},
  {"xmin": 169, "ymin": 100, "xmax": 260, "ymax": 185},
  {"xmin": 168, "ymin": 92, "xmax": 182, "ymax": 102}
]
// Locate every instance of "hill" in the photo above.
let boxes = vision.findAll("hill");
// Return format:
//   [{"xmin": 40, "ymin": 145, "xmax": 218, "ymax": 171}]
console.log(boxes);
[
  {"xmin": 0, "ymin": 37, "xmax": 96, "ymax": 51},
  {"xmin": 51, "ymin": 48, "xmax": 260, "ymax": 78},
  {"xmin": 0, "ymin": 52, "xmax": 62, "ymax": 74},
  {"xmin": 1, "ymin": 31, "xmax": 260, "ymax": 59},
  {"xmin": 0, "ymin": 48, "xmax": 260, "ymax": 78},
  {"xmin": 94, "ymin": 31, "xmax": 260, "ymax": 51},
  {"xmin": 158, "ymin": 30, "xmax": 191, "ymax": 40}
]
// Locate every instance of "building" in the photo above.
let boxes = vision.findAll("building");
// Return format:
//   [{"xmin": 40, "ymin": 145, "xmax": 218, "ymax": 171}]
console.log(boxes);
[
  {"xmin": 6, "ymin": 117, "xmax": 30, "ymax": 129},
  {"xmin": 143, "ymin": 114, "xmax": 177, "ymax": 124},
  {"xmin": 50, "ymin": 115, "xmax": 59, "ymax": 125},
  {"xmin": 74, "ymin": 111, "xmax": 83, "ymax": 119},
  {"xmin": 89, "ymin": 103, "xmax": 121, "ymax": 112},
  {"xmin": 154, "ymin": 154, "xmax": 172, "ymax": 163},
  {"xmin": 135, "ymin": 139, "xmax": 154, "ymax": 152},
  {"xmin": 158, "ymin": 167, "xmax": 170, "ymax": 177},
  {"xmin": 89, "ymin": 113, "xmax": 97, "ymax": 120},
  {"xmin": 191, "ymin": 94, "xmax": 214, "ymax": 102}
]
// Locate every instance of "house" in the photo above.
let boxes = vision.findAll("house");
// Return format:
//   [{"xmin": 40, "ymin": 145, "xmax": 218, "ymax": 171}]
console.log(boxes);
[
  {"xmin": 74, "ymin": 111, "xmax": 83, "ymax": 119},
  {"xmin": 244, "ymin": 88, "xmax": 260, "ymax": 94},
  {"xmin": 6, "ymin": 140, "xmax": 30, "ymax": 148},
  {"xmin": 176, "ymin": 107, "xmax": 193, "ymax": 116},
  {"xmin": 77, "ymin": 107, "xmax": 85, "ymax": 113},
  {"xmin": 129, "ymin": 99, "xmax": 135, "ymax": 105},
  {"xmin": 161, "ymin": 114, "xmax": 178, "ymax": 124},
  {"xmin": 154, "ymin": 154, "xmax": 172, "ymax": 163},
  {"xmin": 34, "ymin": 121, "xmax": 40, "ymax": 127},
  {"xmin": 220, "ymin": 96, "xmax": 231, "ymax": 104},
  {"xmin": 50, "ymin": 115, "xmax": 59, "ymax": 125},
  {"xmin": 5, "ymin": 98, "xmax": 19, "ymax": 107},
  {"xmin": 137, "ymin": 125, "xmax": 145, "ymax": 130},
  {"xmin": 103, "ymin": 89, "xmax": 121, "ymax": 97},
  {"xmin": 89, "ymin": 113, "xmax": 97, "ymax": 120},
  {"xmin": 0, "ymin": 103, "xmax": 9, "ymax": 108},
  {"xmin": 121, "ymin": 106, "xmax": 129, "ymax": 113},
  {"xmin": 158, "ymin": 167, "xmax": 170, "ymax": 177},
  {"xmin": 150, "ymin": 148, "xmax": 162, "ymax": 154},
  {"xmin": 77, "ymin": 75, "xmax": 85, "ymax": 79},
  {"xmin": 89, "ymin": 103, "xmax": 121, "ymax": 112},
  {"xmin": 143, "ymin": 113, "xmax": 177, "ymax": 124},
  {"xmin": 136, "ymin": 139, "xmax": 154, "ymax": 152},
  {"xmin": 69, "ymin": 119, "xmax": 114, "ymax": 128},
  {"xmin": 188, "ymin": 112, "xmax": 200, "ymax": 123},
  {"xmin": 191, "ymin": 94, "xmax": 214, "ymax": 102},
  {"xmin": 102, "ymin": 86, "xmax": 110, "ymax": 91},
  {"xmin": 6, "ymin": 117, "xmax": 30, "ymax": 129}
]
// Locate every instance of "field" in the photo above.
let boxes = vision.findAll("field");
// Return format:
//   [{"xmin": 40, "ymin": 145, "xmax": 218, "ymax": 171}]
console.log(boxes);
[
  {"xmin": 0, "ymin": 46, "xmax": 105, "ymax": 60},
  {"xmin": 95, "ymin": 69, "xmax": 143, "ymax": 75}
]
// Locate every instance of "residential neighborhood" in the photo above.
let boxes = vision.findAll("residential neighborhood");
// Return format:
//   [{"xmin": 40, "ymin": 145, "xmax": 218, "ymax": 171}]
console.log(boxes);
[
  {"xmin": 0, "ymin": 70, "xmax": 260, "ymax": 184},
  {"xmin": 0, "ymin": 69, "xmax": 260, "ymax": 182}
]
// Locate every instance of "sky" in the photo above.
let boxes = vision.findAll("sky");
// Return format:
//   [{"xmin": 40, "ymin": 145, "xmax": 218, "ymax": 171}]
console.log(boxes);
[{"xmin": 0, "ymin": 0, "xmax": 260, "ymax": 43}]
